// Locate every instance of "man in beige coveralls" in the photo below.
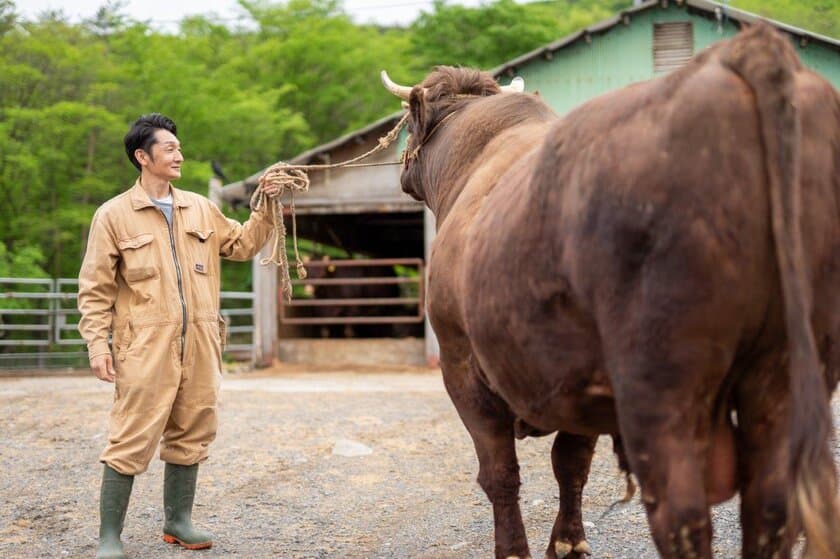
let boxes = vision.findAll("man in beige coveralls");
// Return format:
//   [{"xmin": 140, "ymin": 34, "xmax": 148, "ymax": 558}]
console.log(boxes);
[{"xmin": 78, "ymin": 114, "xmax": 280, "ymax": 559}]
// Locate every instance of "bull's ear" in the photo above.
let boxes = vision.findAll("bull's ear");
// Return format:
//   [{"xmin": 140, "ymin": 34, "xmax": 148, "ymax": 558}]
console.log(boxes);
[{"xmin": 408, "ymin": 86, "xmax": 428, "ymax": 141}]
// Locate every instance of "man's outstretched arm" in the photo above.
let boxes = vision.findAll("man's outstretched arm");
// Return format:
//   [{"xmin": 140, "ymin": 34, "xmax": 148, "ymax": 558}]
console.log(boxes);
[{"xmin": 212, "ymin": 182, "xmax": 282, "ymax": 261}]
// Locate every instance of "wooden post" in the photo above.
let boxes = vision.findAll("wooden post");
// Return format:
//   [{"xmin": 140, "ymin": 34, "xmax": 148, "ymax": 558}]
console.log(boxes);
[
  {"xmin": 208, "ymin": 176, "xmax": 223, "ymax": 207},
  {"xmin": 252, "ymin": 246, "xmax": 277, "ymax": 367},
  {"xmin": 423, "ymin": 207, "xmax": 440, "ymax": 367}
]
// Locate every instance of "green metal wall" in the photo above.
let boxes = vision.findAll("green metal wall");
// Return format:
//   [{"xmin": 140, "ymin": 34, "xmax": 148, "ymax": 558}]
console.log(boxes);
[{"xmin": 511, "ymin": 4, "xmax": 840, "ymax": 116}]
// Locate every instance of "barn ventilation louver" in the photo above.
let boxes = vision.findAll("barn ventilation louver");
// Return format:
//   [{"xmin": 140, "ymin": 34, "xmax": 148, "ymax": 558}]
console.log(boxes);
[{"xmin": 653, "ymin": 22, "xmax": 694, "ymax": 73}]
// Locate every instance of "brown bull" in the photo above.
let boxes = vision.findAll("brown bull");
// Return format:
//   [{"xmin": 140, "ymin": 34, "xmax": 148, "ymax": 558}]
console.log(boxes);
[{"xmin": 383, "ymin": 22, "xmax": 839, "ymax": 559}]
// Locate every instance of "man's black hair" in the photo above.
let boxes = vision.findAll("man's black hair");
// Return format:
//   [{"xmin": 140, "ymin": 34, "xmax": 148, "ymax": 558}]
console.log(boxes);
[{"xmin": 123, "ymin": 113, "xmax": 177, "ymax": 171}]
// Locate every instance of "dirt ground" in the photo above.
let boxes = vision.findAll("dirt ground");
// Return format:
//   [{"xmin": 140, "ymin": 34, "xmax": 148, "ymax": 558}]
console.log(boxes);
[{"xmin": 0, "ymin": 365, "xmax": 836, "ymax": 559}]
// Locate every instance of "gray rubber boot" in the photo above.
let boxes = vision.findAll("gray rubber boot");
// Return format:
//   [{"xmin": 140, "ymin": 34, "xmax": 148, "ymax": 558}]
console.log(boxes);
[
  {"xmin": 162, "ymin": 463, "xmax": 213, "ymax": 550},
  {"xmin": 96, "ymin": 464, "xmax": 134, "ymax": 559}
]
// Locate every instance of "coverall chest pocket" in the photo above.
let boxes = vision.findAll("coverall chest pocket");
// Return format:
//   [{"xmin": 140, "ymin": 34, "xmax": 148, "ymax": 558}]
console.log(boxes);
[
  {"xmin": 185, "ymin": 229, "xmax": 216, "ymax": 313},
  {"xmin": 185, "ymin": 229, "xmax": 215, "ymax": 277},
  {"xmin": 118, "ymin": 234, "xmax": 157, "ymax": 278},
  {"xmin": 117, "ymin": 234, "xmax": 159, "ymax": 306}
]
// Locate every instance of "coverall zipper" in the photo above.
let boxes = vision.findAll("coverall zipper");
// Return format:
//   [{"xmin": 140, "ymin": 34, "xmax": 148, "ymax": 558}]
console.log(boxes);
[{"xmin": 161, "ymin": 209, "xmax": 187, "ymax": 363}]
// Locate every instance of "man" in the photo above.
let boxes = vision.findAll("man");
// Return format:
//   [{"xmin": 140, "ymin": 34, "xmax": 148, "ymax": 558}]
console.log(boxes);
[{"xmin": 78, "ymin": 113, "xmax": 280, "ymax": 559}]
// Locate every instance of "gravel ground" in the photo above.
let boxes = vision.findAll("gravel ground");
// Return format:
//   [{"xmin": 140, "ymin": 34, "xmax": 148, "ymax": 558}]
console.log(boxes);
[{"xmin": 0, "ymin": 366, "xmax": 836, "ymax": 559}]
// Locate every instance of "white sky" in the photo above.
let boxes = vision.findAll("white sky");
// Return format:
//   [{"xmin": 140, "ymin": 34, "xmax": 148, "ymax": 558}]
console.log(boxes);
[{"xmin": 16, "ymin": 0, "xmax": 496, "ymax": 29}]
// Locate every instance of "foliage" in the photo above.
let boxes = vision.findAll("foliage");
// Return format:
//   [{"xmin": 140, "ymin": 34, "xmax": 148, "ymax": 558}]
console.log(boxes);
[
  {"xmin": 0, "ymin": 243, "xmax": 48, "ymax": 279},
  {"xmin": 409, "ymin": 0, "xmax": 624, "ymax": 70},
  {"xmin": 0, "ymin": 244, "xmax": 49, "ymax": 313},
  {"xmin": 0, "ymin": 0, "xmax": 15, "ymax": 34},
  {"xmin": 232, "ymin": 0, "xmax": 413, "ymax": 140},
  {"xmin": 0, "ymin": 0, "xmax": 835, "ymax": 289},
  {"xmin": 730, "ymin": 0, "xmax": 840, "ymax": 39}
]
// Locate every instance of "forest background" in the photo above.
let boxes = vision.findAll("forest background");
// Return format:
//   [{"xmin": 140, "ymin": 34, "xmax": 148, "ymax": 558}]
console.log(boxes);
[{"xmin": 1, "ymin": 0, "xmax": 837, "ymax": 289}]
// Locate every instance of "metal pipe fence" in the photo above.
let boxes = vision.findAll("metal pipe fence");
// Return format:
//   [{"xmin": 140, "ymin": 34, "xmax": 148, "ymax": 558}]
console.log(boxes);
[{"xmin": 0, "ymin": 278, "xmax": 254, "ymax": 371}]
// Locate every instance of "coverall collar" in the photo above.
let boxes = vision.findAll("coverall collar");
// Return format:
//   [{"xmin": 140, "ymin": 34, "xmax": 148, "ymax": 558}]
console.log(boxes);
[{"xmin": 129, "ymin": 178, "xmax": 191, "ymax": 211}]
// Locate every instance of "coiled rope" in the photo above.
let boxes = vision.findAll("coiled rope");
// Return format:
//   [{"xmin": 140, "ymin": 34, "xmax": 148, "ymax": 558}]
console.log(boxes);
[{"xmin": 250, "ymin": 111, "xmax": 410, "ymax": 301}]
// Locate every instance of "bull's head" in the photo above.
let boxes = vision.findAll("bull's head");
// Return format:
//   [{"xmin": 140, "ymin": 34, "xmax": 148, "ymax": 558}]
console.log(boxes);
[{"xmin": 381, "ymin": 68, "xmax": 524, "ymax": 203}]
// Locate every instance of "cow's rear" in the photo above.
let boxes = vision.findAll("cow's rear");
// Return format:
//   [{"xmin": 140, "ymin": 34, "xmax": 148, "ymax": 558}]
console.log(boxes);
[
  {"xmin": 382, "ymin": 21, "xmax": 839, "ymax": 559},
  {"xmin": 518, "ymin": 22, "xmax": 839, "ymax": 558}
]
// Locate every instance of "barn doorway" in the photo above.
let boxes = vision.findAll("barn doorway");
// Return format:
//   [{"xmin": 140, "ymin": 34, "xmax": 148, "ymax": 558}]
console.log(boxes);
[{"xmin": 277, "ymin": 210, "xmax": 426, "ymax": 341}]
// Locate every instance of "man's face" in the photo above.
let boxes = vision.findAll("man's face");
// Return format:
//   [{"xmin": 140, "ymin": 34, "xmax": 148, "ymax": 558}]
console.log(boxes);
[{"xmin": 136, "ymin": 129, "xmax": 183, "ymax": 180}]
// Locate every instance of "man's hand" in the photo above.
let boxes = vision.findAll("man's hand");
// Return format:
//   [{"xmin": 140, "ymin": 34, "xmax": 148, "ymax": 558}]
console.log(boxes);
[
  {"xmin": 260, "ymin": 181, "xmax": 282, "ymax": 198},
  {"xmin": 90, "ymin": 354, "xmax": 116, "ymax": 382}
]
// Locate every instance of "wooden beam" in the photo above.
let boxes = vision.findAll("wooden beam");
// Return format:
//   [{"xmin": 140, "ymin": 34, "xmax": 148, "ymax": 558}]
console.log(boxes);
[{"xmin": 208, "ymin": 176, "xmax": 223, "ymax": 207}]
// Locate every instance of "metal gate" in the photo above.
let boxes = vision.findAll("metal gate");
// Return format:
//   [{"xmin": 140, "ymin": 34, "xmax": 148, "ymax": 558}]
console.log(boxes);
[
  {"xmin": 0, "ymin": 277, "xmax": 255, "ymax": 370},
  {"xmin": 0, "ymin": 277, "xmax": 84, "ymax": 369}
]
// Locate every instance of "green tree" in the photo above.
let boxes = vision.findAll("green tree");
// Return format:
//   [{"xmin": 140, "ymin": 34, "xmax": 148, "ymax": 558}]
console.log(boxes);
[
  {"xmin": 84, "ymin": 0, "xmax": 130, "ymax": 37},
  {"xmin": 0, "ymin": 244, "xmax": 48, "ymax": 278},
  {"xmin": 0, "ymin": 0, "xmax": 16, "ymax": 35},
  {"xmin": 0, "ymin": 102, "xmax": 124, "ymax": 278},
  {"xmin": 408, "ymin": 0, "xmax": 622, "ymax": 71},
  {"xmin": 731, "ymin": 0, "xmax": 839, "ymax": 38},
  {"xmin": 232, "ymin": 0, "xmax": 412, "ymax": 142}
]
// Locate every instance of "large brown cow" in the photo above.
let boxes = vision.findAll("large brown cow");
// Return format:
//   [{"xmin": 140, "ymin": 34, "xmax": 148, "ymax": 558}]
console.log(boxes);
[{"xmin": 383, "ymin": 22, "xmax": 839, "ymax": 559}]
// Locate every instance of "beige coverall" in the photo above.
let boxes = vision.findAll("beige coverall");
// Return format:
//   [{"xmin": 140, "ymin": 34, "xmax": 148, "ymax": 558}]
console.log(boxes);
[{"xmin": 78, "ymin": 180, "xmax": 275, "ymax": 476}]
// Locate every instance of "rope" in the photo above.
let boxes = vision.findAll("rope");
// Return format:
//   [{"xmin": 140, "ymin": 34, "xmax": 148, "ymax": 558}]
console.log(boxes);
[
  {"xmin": 251, "ymin": 111, "xmax": 410, "ymax": 302},
  {"xmin": 401, "ymin": 110, "xmax": 459, "ymax": 166}
]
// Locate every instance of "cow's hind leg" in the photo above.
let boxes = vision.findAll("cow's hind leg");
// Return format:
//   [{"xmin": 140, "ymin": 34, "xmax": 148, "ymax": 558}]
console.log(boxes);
[
  {"xmin": 443, "ymin": 357, "xmax": 531, "ymax": 559},
  {"xmin": 607, "ymin": 344, "xmax": 726, "ymax": 559},
  {"xmin": 546, "ymin": 432, "xmax": 597, "ymax": 559},
  {"xmin": 735, "ymin": 353, "xmax": 796, "ymax": 559},
  {"xmin": 617, "ymin": 397, "xmax": 714, "ymax": 557}
]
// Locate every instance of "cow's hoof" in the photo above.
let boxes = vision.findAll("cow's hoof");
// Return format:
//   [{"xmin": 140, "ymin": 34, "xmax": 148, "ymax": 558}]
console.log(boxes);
[
  {"xmin": 553, "ymin": 541, "xmax": 573, "ymax": 557},
  {"xmin": 574, "ymin": 540, "xmax": 591, "ymax": 555},
  {"xmin": 550, "ymin": 539, "xmax": 590, "ymax": 558}
]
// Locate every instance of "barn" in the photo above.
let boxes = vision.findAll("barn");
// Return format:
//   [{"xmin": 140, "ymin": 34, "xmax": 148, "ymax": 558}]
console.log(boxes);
[{"xmin": 215, "ymin": 0, "xmax": 840, "ymax": 367}]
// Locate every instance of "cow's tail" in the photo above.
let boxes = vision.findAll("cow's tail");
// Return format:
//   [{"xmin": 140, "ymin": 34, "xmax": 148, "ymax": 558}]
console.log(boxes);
[{"xmin": 722, "ymin": 22, "xmax": 838, "ymax": 558}]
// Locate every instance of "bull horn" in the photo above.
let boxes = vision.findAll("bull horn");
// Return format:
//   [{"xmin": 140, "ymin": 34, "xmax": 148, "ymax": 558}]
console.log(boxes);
[
  {"xmin": 381, "ymin": 70, "xmax": 412, "ymax": 100},
  {"xmin": 499, "ymin": 76, "xmax": 525, "ymax": 93}
]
